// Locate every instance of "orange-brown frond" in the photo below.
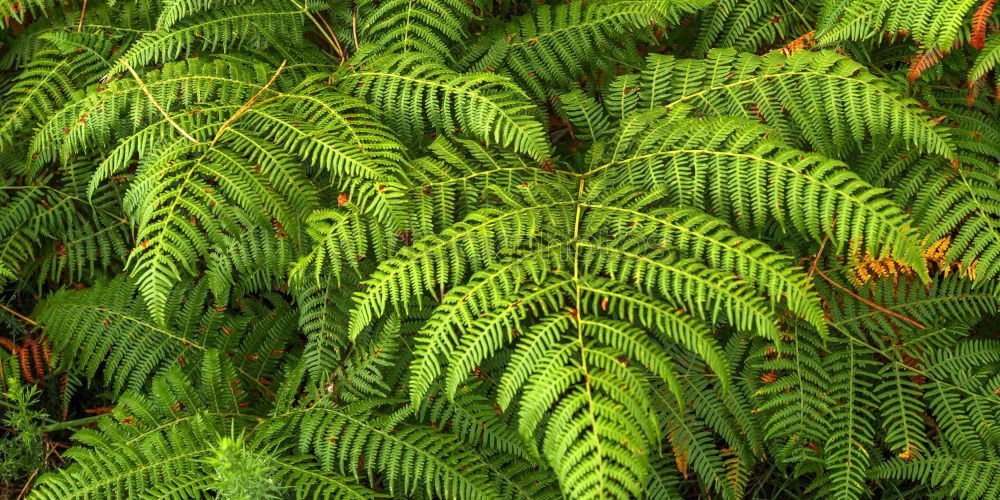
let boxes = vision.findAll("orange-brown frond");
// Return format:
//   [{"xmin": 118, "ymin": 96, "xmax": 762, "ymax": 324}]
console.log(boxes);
[
  {"xmin": 973, "ymin": 0, "xmax": 996, "ymax": 50},
  {"xmin": 780, "ymin": 31, "xmax": 816, "ymax": 56},
  {"xmin": 908, "ymin": 48, "xmax": 946, "ymax": 82}
]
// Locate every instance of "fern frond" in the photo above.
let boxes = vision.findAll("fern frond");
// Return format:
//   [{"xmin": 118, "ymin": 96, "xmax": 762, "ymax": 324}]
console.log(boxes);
[
  {"xmin": 818, "ymin": 341, "xmax": 879, "ymax": 500},
  {"xmin": 871, "ymin": 447, "xmax": 1000, "ymax": 499},
  {"xmin": 458, "ymin": 1, "xmax": 657, "ymax": 99},
  {"xmin": 875, "ymin": 355, "xmax": 928, "ymax": 457},
  {"xmin": 971, "ymin": 33, "xmax": 1000, "ymax": 81},
  {"xmin": 754, "ymin": 327, "xmax": 832, "ymax": 464},
  {"xmin": 816, "ymin": 0, "xmax": 979, "ymax": 50},
  {"xmin": 106, "ymin": 2, "xmax": 305, "ymax": 77},
  {"xmin": 32, "ymin": 352, "xmax": 377, "ymax": 499},
  {"xmin": 693, "ymin": 0, "xmax": 817, "ymax": 54},
  {"xmin": 268, "ymin": 399, "xmax": 503, "ymax": 499},
  {"xmin": 557, "ymin": 90, "xmax": 612, "ymax": 142},
  {"xmin": 625, "ymin": 50, "xmax": 953, "ymax": 159},
  {"xmin": 356, "ymin": 0, "xmax": 480, "ymax": 61},
  {"xmin": 337, "ymin": 53, "xmax": 550, "ymax": 160},
  {"xmin": 31, "ymin": 276, "xmax": 286, "ymax": 394},
  {"xmin": 593, "ymin": 110, "xmax": 930, "ymax": 276},
  {"xmin": 825, "ymin": 277, "xmax": 998, "ymax": 339}
]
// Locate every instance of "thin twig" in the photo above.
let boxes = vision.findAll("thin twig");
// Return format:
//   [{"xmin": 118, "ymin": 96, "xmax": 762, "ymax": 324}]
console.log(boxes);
[
  {"xmin": 813, "ymin": 267, "xmax": 926, "ymax": 330},
  {"xmin": 17, "ymin": 468, "xmax": 38, "ymax": 499},
  {"xmin": 17, "ymin": 444, "xmax": 61, "ymax": 499},
  {"xmin": 76, "ymin": 0, "xmax": 87, "ymax": 31},
  {"xmin": 352, "ymin": 5, "xmax": 359, "ymax": 50},
  {"xmin": 807, "ymin": 214, "xmax": 836, "ymax": 279},
  {"xmin": 210, "ymin": 59, "xmax": 286, "ymax": 148},
  {"xmin": 287, "ymin": 0, "xmax": 342, "ymax": 62},
  {"xmin": 315, "ymin": 12, "xmax": 345, "ymax": 64},
  {"xmin": 807, "ymin": 234, "xmax": 828, "ymax": 279},
  {"xmin": 0, "ymin": 303, "xmax": 37, "ymax": 326},
  {"xmin": 120, "ymin": 58, "xmax": 199, "ymax": 144}
]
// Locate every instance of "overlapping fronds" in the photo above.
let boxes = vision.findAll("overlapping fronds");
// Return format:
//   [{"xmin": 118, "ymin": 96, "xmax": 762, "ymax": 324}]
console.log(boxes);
[
  {"xmin": 31, "ymin": 276, "xmax": 293, "ymax": 395},
  {"xmin": 4, "ymin": 0, "xmax": 1000, "ymax": 498},
  {"xmin": 816, "ymin": 0, "xmax": 981, "ymax": 50},
  {"xmin": 458, "ymin": 1, "xmax": 658, "ymax": 99},
  {"xmin": 106, "ymin": 2, "xmax": 305, "ymax": 77},
  {"xmin": 694, "ymin": 0, "xmax": 820, "ymax": 53},
  {"xmin": 356, "ymin": 0, "xmax": 482, "ymax": 61},
  {"xmin": 618, "ymin": 50, "xmax": 953, "ymax": 159},
  {"xmin": 32, "ymin": 353, "xmax": 377, "ymax": 500},
  {"xmin": 337, "ymin": 53, "xmax": 550, "ymax": 159},
  {"xmin": 871, "ymin": 448, "xmax": 1000, "ymax": 499},
  {"xmin": 593, "ymin": 110, "xmax": 930, "ymax": 275}
]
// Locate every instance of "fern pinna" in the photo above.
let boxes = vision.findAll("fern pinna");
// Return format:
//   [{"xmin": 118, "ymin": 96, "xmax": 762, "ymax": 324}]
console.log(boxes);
[{"xmin": 1, "ymin": 0, "xmax": 999, "ymax": 498}]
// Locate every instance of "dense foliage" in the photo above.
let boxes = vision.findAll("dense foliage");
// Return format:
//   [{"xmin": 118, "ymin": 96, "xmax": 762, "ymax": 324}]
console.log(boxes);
[{"xmin": 1, "ymin": 0, "xmax": 1000, "ymax": 498}]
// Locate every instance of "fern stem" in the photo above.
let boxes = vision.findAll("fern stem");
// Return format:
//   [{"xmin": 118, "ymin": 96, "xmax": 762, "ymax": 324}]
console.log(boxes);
[
  {"xmin": 352, "ymin": 5, "xmax": 359, "ymax": 50},
  {"xmin": 814, "ymin": 267, "xmax": 926, "ymax": 330},
  {"xmin": 286, "ymin": 0, "xmax": 343, "ymax": 61},
  {"xmin": 0, "ymin": 302, "xmax": 37, "ymax": 326},
  {"xmin": 76, "ymin": 0, "xmax": 86, "ymax": 31},
  {"xmin": 807, "ymin": 232, "xmax": 831, "ymax": 279},
  {"xmin": 314, "ymin": 11, "xmax": 345, "ymax": 64},
  {"xmin": 119, "ymin": 58, "xmax": 199, "ymax": 144},
  {"xmin": 42, "ymin": 414, "xmax": 102, "ymax": 432},
  {"xmin": 210, "ymin": 60, "xmax": 287, "ymax": 148}
]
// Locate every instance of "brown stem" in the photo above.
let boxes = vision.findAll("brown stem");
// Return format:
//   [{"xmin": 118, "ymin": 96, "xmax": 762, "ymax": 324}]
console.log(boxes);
[
  {"xmin": 210, "ymin": 60, "xmax": 286, "ymax": 148},
  {"xmin": 352, "ymin": 5, "xmax": 359, "ymax": 50},
  {"xmin": 120, "ymin": 59, "xmax": 199, "ymax": 143},
  {"xmin": 76, "ymin": 0, "xmax": 87, "ymax": 31},
  {"xmin": 17, "ymin": 467, "xmax": 38, "ymax": 499},
  {"xmin": 807, "ymin": 234, "xmax": 828, "ymax": 279},
  {"xmin": 813, "ymin": 267, "xmax": 926, "ymax": 330},
  {"xmin": 316, "ymin": 11, "xmax": 344, "ymax": 63},
  {"xmin": 0, "ymin": 303, "xmax": 37, "ymax": 326},
  {"xmin": 807, "ymin": 214, "xmax": 836, "ymax": 279}
]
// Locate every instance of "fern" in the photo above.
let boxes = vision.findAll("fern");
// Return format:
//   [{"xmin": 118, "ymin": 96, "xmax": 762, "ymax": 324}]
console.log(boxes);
[
  {"xmin": 619, "ymin": 49, "xmax": 953, "ymax": 159},
  {"xmin": 816, "ymin": 0, "xmax": 980, "ymax": 50},
  {"xmin": 106, "ymin": 2, "xmax": 306, "ymax": 78},
  {"xmin": 817, "ymin": 341, "xmax": 878, "ymax": 500},
  {"xmin": 336, "ymin": 53, "xmax": 550, "ymax": 160},
  {"xmin": 595, "ymin": 109, "xmax": 930, "ymax": 274},
  {"xmin": 4, "ymin": 0, "xmax": 1000, "ymax": 498},
  {"xmin": 458, "ymin": 1, "xmax": 659, "ymax": 99},
  {"xmin": 31, "ymin": 352, "xmax": 378, "ymax": 499},
  {"xmin": 356, "ymin": 0, "xmax": 482, "ymax": 61},
  {"xmin": 871, "ymin": 448, "xmax": 1000, "ymax": 499}
]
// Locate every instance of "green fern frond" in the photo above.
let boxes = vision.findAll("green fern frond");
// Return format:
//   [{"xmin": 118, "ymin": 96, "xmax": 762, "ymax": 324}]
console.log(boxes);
[
  {"xmin": 458, "ymin": 1, "xmax": 657, "ymax": 99},
  {"xmin": 268, "ymin": 399, "xmax": 504, "ymax": 499},
  {"xmin": 871, "ymin": 447, "xmax": 1000, "ymax": 499},
  {"xmin": 557, "ymin": 90, "xmax": 612, "ymax": 142},
  {"xmin": 593, "ymin": 110, "xmax": 930, "ymax": 276},
  {"xmin": 875, "ymin": 355, "xmax": 929, "ymax": 456},
  {"xmin": 31, "ymin": 352, "xmax": 378, "ymax": 499},
  {"xmin": 693, "ymin": 0, "xmax": 818, "ymax": 53},
  {"xmin": 356, "ymin": 0, "xmax": 481, "ymax": 61},
  {"xmin": 825, "ymin": 277, "xmax": 999, "ymax": 339},
  {"xmin": 337, "ymin": 53, "xmax": 550, "ymax": 160},
  {"xmin": 106, "ymin": 2, "xmax": 305, "ymax": 77},
  {"xmin": 817, "ymin": 341, "xmax": 879, "ymax": 500},
  {"xmin": 624, "ymin": 50, "xmax": 953, "ymax": 159},
  {"xmin": 816, "ymin": 0, "xmax": 979, "ymax": 50},
  {"xmin": 32, "ymin": 276, "xmax": 287, "ymax": 394},
  {"xmin": 754, "ymin": 327, "xmax": 832, "ymax": 464}
]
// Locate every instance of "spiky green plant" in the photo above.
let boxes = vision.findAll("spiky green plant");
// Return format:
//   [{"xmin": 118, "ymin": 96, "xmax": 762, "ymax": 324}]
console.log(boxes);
[{"xmin": 1, "ymin": 0, "xmax": 1000, "ymax": 498}]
